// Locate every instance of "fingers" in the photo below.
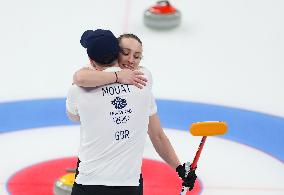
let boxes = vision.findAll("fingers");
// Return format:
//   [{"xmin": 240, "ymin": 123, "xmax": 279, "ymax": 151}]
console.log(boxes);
[
  {"xmin": 133, "ymin": 76, "xmax": 147, "ymax": 88},
  {"xmin": 133, "ymin": 82, "xmax": 143, "ymax": 89},
  {"xmin": 132, "ymin": 71, "xmax": 147, "ymax": 89},
  {"xmin": 134, "ymin": 71, "xmax": 147, "ymax": 83},
  {"xmin": 136, "ymin": 75, "xmax": 147, "ymax": 82},
  {"xmin": 134, "ymin": 77, "xmax": 147, "ymax": 86},
  {"xmin": 116, "ymin": 69, "xmax": 148, "ymax": 89}
]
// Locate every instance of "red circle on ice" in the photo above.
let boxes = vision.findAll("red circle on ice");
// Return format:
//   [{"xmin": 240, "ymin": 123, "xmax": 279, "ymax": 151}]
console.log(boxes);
[{"xmin": 8, "ymin": 157, "xmax": 201, "ymax": 195}]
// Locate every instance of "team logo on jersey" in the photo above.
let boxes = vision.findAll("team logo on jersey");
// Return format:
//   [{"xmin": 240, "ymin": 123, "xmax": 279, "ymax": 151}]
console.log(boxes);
[
  {"xmin": 110, "ymin": 97, "xmax": 132, "ymax": 124},
  {"xmin": 111, "ymin": 97, "xmax": 127, "ymax": 109}
]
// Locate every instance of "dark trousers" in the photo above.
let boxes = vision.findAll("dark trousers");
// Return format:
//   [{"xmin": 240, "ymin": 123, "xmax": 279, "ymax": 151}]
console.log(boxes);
[{"xmin": 71, "ymin": 159, "xmax": 143, "ymax": 195}]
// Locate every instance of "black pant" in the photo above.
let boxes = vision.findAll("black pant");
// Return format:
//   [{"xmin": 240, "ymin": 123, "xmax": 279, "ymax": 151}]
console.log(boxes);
[
  {"xmin": 71, "ymin": 159, "xmax": 143, "ymax": 195},
  {"xmin": 71, "ymin": 183, "xmax": 141, "ymax": 195}
]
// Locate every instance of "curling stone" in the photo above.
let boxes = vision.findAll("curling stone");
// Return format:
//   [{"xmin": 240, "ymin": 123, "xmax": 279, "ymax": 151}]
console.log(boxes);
[
  {"xmin": 143, "ymin": 1, "xmax": 181, "ymax": 30},
  {"xmin": 53, "ymin": 169, "xmax": 75, "ymax": 195}
]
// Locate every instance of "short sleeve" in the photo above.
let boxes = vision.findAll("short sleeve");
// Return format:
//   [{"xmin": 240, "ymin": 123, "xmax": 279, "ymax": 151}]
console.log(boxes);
[
  {"xmin": 66, "ymin": 85, "xmax": 79, "ymax": 115},
  {"xmin": 149, "ymin": 92, "xmax": 157, "ymax": 116},
  {"xmin": 139, "ymin": 66, "xmax": 157, "ymax": 116}
]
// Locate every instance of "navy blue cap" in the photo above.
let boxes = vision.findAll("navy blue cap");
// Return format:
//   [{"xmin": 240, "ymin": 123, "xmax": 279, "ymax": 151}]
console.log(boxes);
[{"xmin": 80, "ymin": 29, "xmax": 120, "ymax": 64}]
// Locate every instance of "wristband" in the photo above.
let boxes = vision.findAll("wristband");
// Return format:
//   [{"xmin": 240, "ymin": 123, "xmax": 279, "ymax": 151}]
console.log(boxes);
[{"xmin": 114, "ymin": 72, "xmax": 118, "ymax": 83}]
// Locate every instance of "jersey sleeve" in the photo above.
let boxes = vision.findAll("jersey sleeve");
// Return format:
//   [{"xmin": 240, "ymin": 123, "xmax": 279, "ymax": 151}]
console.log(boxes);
[
  {"xmin": 140, "ymin": 66, "xmax": 158, "ymax": 116},
  {"xmin": 149, "ymin": 92, "xmax": 157, "ymax": 116},
  {"xmin": 66, "ymin": 85, "xmax": 79, "ymax": 115}
]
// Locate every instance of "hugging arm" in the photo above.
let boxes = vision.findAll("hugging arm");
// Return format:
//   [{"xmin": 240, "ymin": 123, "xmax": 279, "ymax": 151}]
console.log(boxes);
[{"xmin": 73, "ymin": 68, "xmax": 147, "ymax": 89}]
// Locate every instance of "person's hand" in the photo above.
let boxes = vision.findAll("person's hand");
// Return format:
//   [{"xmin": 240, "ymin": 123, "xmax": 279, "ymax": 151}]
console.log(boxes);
[
  {"xmin": 116, "ymin": 69, "xmax": 147, "ymax": 89},
  {"xmin": 176, "ymin": 163, "xmax": 197, "ymax": 190}
]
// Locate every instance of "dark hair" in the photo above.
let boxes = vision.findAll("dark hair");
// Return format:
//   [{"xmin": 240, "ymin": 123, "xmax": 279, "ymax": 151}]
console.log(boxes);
[{"xmin": 117, "ymin": 33, "xmax": 142, "ymax": 46}]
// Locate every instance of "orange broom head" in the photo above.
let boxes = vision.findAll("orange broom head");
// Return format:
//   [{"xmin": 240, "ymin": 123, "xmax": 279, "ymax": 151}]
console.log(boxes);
[{"xmin": 190, "ymin": 121, "xmax": 228, "ymax": 136}]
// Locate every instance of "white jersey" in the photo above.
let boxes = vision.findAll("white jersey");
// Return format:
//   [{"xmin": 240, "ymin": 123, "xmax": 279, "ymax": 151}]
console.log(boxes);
[{"xmin": 66, "ymin": 66, "xmax": 157, "ymax": 186}]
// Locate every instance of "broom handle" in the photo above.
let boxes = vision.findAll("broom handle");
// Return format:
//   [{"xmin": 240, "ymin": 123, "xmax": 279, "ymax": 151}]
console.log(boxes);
[
  {"xmin": 191, "ymin": 136, "xmax": 207, "ymax": 170},
  {"xmin": 180, "ymin": 136, "xmax": 207, "ymax": 195}
]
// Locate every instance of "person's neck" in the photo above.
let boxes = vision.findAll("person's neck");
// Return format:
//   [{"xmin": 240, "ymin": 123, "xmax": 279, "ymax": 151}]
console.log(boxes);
[
  {"xmin": 94, "ymin": 65, "xmax": 105, "ymax": 71},
  {"xmin": 93, "ymin": 62, "xmax": 119, "ymax": 71}
]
